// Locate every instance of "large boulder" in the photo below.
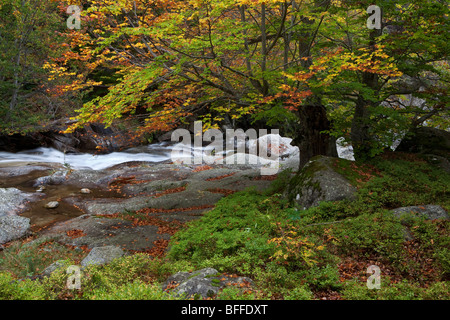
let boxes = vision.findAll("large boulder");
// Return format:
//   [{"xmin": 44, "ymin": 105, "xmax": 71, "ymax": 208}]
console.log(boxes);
[
  {"xmin": 286, "ymin": 156, "xmax": 357, "ymax": 210},
  {"xmin": 396, "ymin": 127, "xmax": 450, "ymax": 159}
]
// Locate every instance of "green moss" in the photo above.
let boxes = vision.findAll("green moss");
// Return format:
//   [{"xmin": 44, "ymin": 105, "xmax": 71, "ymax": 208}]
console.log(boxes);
[{"xmin": 286, "ymin": 156, "xmax": 327, "ymax": 203}]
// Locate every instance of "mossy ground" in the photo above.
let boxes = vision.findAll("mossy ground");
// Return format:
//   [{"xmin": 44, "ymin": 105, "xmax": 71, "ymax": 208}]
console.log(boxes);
[{"xmin": 1, "ymin": 151, "xmax": 449, "ymax": 300}]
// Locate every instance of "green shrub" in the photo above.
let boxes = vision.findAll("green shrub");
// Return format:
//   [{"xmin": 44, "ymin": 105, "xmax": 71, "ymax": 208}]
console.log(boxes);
[
  {"xmin": 341, "ymin": 278, "xmax": 450, "ymax": 300},
  {"xmin": 168, "ymin": 190, "xmax": 284, "ymax": 265},
  {"xmin": 330, "ymin": 211, "xmax": 405, "ymax": 261},
  {"xmin": 0, "ymin": 237, "xmax": 84, "ymax": 278},
  {"xmin": 303, "ymin": 264, "xmax": 342, "ymax": 291},
  {"xmin": 85, "ymin": 280, "xmax": 177, "ymax": 300},
  {"xmin": 0, "ymin": 272, "xmax": 46, "ymax": 300},
  {"xmin": 215, "ymin": 286, "xmax": 257, "ymax": 300},
  {"xmin": 284, "ymin": 285, "xmax": 314, "ymax": 300}
]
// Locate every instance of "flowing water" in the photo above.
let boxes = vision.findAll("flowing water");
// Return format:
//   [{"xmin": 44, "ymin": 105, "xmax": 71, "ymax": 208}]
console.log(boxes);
[
  {"xmin": 0, "ymin": 142, "xmax": 175, "ymax": 170},
  {"xmin": 0, "ymin": 139, "xmax": 354, "ymax": 230}
]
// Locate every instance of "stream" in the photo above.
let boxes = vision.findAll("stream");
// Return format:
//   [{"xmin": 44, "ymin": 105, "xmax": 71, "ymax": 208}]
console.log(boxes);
[
  {"xmin": 0, "ymin": 138, "xmax": 355, "ymax": 247},
  {"xmin": 0, "ymin": 142, "xmax": 175, "ymax": 170}
]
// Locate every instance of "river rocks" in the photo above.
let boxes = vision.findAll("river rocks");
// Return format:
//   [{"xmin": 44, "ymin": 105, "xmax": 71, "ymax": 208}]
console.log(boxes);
[
  {"xmin": 44, "ymin": 201, "xmax": 59, "ymax": 209},
  {"xmin": 0, "ymin": 215, "xmax": 31, "ymax": 244},
  {"xmin": 0, "ymin": 188, "xmax": 42, "ymax": 216},
  {"xmin": 80, "ymin": 245, "xmax": 125, "ymax": 268},
  {"xmin": 162, "ymin": 268, "xmax": 254, "ymax": 299},
  {"xmin": 1, "ymin": 157, "xmax": 279, "ymax": 258},
  {"xmin": 247, "ymin": 134, "xmax": 298, "ymax": 158},
  {"xmin": 287, "ymin": 156, "xmax": 357, "ymax": 209},
  {"xmin": 41, "ymin": 215, "xmax": 172, "ymax": 251},
  {"xmin": 33, "ymin": 169, "xmax": 118, "ymax": 189}
]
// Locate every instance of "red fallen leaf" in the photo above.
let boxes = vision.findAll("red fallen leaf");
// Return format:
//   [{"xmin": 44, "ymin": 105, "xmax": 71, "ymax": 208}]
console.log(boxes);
[
  {"xmin": 206, "ymin": 188, "xmax": 236, "ymax": 195},
  {"xmin": 66, "ymin": 229, "xmax": 86, "ymax": 239},
  {"xmin": 206, "ymin": 173, "xmax": 236, "ymax": 181},
  {"xmin": 253, "ymin": 175, "xmax": 278, "ymax": 181},
  {"xmin": 193, "ymin": 165, "xmax": 214, "ymax": 172},
  {"xmin": 153, "ymin": 186, "xmax": 186, "ymax": 198}
]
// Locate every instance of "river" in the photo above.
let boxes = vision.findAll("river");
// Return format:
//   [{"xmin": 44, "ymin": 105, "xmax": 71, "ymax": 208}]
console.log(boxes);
[{"xmin": 0, "ymin": 136, "xmax": 355, "ymax": 170}]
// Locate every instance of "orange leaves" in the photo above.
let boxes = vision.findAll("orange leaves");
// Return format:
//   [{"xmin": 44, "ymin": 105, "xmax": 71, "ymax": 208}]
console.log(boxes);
[
  {"xmin": 66, "ymin": 229, "xmax": 87, "ymax": 239},
  {"xmin": 266, "ymin": 86, "xmax": 313, "ymax": 112},
  {"xmin": 206, "ymin": 188, "xmax": 236, "ymax": 195},
  {"xmin": 153, "ymin": 186, "xmax": 187, "ymax": 198},
  {"xmin": 192, "ymin": 165, "xmax": 214, "ymax": 172},
  {"xmin": 252, "ymin": 174, "xmax": 278, "ymax": 181},
  {"xmin": 205, "ymin": 172, "xmax": 236, "ymax": 181}
]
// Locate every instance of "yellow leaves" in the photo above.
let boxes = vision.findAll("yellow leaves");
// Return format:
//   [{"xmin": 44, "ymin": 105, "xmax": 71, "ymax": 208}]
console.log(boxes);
[
  {"xmin": 268, "ymin": 224, "xmax": 325, "ymax": 267},
  {"xmin": 294, "ymin": 45, "xmax": 404, "ymax": 87},
  {"xmin": 236, "ymin": 0, "xmax": 284, "ymax": 5},
  {"xmin": 283, "ymin": 71, "xmax": 314, "ymax": 83}
]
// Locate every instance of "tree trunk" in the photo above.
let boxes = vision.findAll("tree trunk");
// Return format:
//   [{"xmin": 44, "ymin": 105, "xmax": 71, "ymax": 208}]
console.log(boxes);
[
  {"xmin": 350, "ymin": 26, "xmax": 382, "ymax": 161},
  {"xmin": 294, "ymin": 104, "xmax": 337, "ymax": 168},
  {"xmin": 351, "ymin": 96, "xmax": 373, "ymax": 161}
]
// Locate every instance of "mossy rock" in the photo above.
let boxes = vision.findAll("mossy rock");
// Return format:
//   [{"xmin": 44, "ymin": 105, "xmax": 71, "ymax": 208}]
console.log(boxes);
[
  {"xmin": 396, "ymin": 127, "xmax": 450, "ymax": 160},
  {"xmin": 286, "ymin": 156, "xmax": 357, "ymax": 209}
]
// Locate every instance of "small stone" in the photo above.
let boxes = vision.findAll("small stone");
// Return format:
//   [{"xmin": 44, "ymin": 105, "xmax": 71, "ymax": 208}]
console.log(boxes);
[
  {"xmin": 80, "ymin": 188, "xmax": 91, "ymax": 194},
  {"xmin": 41, "ymin": 260, "xmax": 68, "ymax": 277},
  {"xmin": 36, "ymin": 186, "xmax": 46, "ymax": 192},
  {"xmin": 44, "ymin": 201, "xmax": 59, "ymax": 209}
]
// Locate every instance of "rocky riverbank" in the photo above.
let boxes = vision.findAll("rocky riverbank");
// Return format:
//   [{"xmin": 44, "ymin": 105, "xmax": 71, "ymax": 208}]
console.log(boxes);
[{"xmin": 0, "ymin": 159, "xmax": 289, "ymax": 251}]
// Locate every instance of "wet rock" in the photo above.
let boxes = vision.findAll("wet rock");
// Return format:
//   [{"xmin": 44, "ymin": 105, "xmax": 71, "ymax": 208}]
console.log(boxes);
[
  {"xmin": 73, "ymin": 190, "xmax": 223, "ymax": 216},
  {"xmin": 25, "ymin": 161, "xmax": 281, "ymax": 254},
  {"xmin": 248, "ymin": 134, "xmax": 298, "ymax": 158},
  {"xmin": 80, "ymin": 188, "xmax": 91, "ymax": 194},
  {"xmin": 0, "ymin": 215, "xmax": 31, "ymax": 244},
  {"xmin": 33, "ymin": 169, "xmax": 119, "ymax": 189},
  {"xmin": 44, "ymin": 201, "xmax": 60, "ymax": 209},
  {"xmin": 0, "ymin": 188, "xmax": 42, "ymax": 216},
  {"xmin": 40, "ymin": 215, "xmax": 171, "ymax": 251},
  {"xmin": 80, "ymin": 245, "xmax": 125, "ymax": 268}
]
